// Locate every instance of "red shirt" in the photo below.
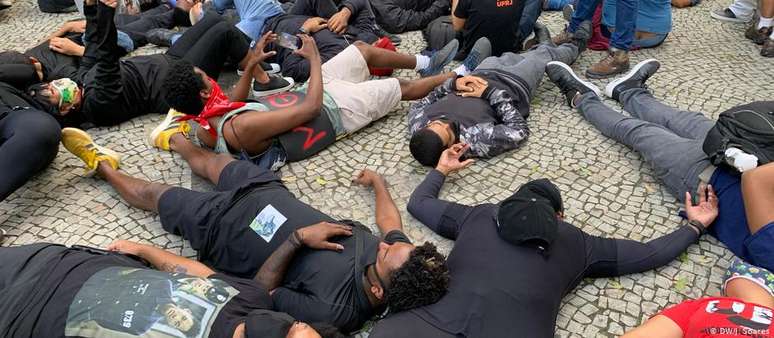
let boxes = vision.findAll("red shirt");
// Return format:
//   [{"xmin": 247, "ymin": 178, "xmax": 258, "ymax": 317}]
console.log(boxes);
[{"xmin": 661, "ymin": 297, "xmax": 773, "ymax": 337}]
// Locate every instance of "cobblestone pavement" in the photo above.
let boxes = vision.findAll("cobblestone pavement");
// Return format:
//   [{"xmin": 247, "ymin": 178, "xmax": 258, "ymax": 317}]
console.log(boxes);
[{"xmin": 1, "ymin": 1, "xmax": 773, "ymax": 336}]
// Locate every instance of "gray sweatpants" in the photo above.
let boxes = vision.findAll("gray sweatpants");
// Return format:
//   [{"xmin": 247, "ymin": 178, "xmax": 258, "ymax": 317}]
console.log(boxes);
[
  {"xmin": 576, "ymin": 88, "xmax": 715, "ymax": 199},
  {"xmin": 476, "ymin": 43, "xmax": 579, "ymax": 99}
]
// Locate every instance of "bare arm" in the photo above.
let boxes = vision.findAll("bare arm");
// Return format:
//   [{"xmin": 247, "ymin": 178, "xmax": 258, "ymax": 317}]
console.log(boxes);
[
  {"xmin": 254, "ymin": 222, "xmax": 353, "ymax": 292},
  {"xmin": 622, "ymin": 315, "xmax": 683, "ymax": 338},
  {"xmin": 353, "ymin": 169, "xmax": 403, "ymax": 236},
  {"xmin": 741, "ymin": 162, "xmax": 774, "ymax": 234},
  {"xmin": 228, "ymin": 35, "xmax": 323, "ymax": 143},
  {"xmin": 451, "ymin": 0, "xmax": 465, "ymax": 31},
  {"xmin": 229, "ymin": 31, "xmax": 278, "ymax": 102},
  {"xmin": 107, "ymin": 240, "xmax": 215, "ymax": 278}
]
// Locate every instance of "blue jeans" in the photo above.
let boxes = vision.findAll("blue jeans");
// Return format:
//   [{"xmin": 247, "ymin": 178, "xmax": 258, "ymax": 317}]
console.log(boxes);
[
  {"xmin": 576, "ymin": 89, "xmax": 714, "ymax": 199},
  {"xmin": 242, "ymin": 141, "xmax": 288, "ymax": 172},
  {"xmin": 633, "ymin": 33, "xmax": 667, "ymax": 49},
  {"xmin": 212, "ymin": 0, "xmax": 284, "ymax": 40},
  {"xmin": 569, "ymin": 0, "xmax": 638, "ymax": 50},
  {"xmin": 518, "ymin": 0, "xmax": 543, "ymax": 45},
  {"xmin": 544, "ymin": 0, "xmax": 573, "ymax": 11}
]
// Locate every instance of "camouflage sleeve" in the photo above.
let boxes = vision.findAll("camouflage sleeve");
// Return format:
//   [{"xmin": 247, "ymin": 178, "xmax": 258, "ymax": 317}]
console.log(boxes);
[
  {"xmin": 407, "ymin": 78, "xmax": 455, "ymax": 136},
  {"xmin": 462, "ymin": 88, "xmax": 529, "ymax": 158}
]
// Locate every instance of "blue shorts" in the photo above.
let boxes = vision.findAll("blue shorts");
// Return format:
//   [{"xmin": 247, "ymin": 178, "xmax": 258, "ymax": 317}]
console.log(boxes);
[
  {"xmin": 240, "ymin": 141, "xmax": 287, "ymax": 172},
  {"xmin": 744, "ymin": 221, "xmax": 774, "ymax": 272}
]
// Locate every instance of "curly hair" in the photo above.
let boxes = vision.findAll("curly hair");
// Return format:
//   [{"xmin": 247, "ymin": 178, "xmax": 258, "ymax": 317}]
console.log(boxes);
[
  {"xmin": 162, "ymin": 59, "xmax": 207, "ymax": 116},
  {"xmin": 385, "ymin": 242, "xmax": 449, "ymax": 313}
]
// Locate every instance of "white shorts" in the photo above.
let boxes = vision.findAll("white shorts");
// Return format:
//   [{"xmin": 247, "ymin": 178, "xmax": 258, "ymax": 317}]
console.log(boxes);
[{"xmin": 322, "ymin": 44, "xmax": 402, "ymax": 133}]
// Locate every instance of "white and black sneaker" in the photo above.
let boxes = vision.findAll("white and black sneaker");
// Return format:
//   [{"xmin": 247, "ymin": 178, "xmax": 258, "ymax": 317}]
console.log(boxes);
[
  {"xmin": 252, "ymin": 75, "xmax": 294, "ymax": 97},
  {"xmin": 238, "ymin": 62, "xmax": 281, "ymax": 76},
  {"xmin": 545, "ymin": 61, "xmax": 601, "ymax": 108},
  {"xmin": 604, "ymin": 59, "xmax": 660, "ymax": 102}
]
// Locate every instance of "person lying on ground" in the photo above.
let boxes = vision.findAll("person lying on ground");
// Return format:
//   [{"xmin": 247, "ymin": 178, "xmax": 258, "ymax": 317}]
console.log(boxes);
[
  {"xmin": 622, "ymin": 258, "xmax": 773, "ymax": 337},
  {"xmin": 544, "ymin": 58, "xmax": 774, "ymax": 272},
  {"xmin": 160, "ymin": 35, "xmax": 463, "ymax": 171},
  {"xmin": 369, "ymin": 143, "xmax": 719, "ymax": 337},
  {"xmin": 407, "ymin": 30, "xmax": 579, "ymax": 167},
  {"xmin": 25, "ymin": 0, "xmax": 274, "ymax": 129},
  {"xmin": 0, "ymin": 241, "xmax": 346, "ymax": 338},
  {"xmin": 59, "ymin": 127, "xmax": 450, "ymax": 333}
]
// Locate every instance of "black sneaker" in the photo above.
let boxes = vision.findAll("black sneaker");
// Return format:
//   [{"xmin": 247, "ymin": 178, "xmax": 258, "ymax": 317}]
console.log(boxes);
[
  {"xmin": 573, "ymin": 20, "xmax": 592, "ymax": 53},
  {"xmin": 604, "ymin": 59, "xmax": 660, "ymax": 102},
  {"xmin": 146, "ymin": 28, "xmax": 178, "ymax": 47},
  {"xmin": 545, "ymin": 61, "xmax": 601, "ymax": 108},
  {"xmin": 252, "ymin": 75, "xmax": 295, "ymax": 97}
]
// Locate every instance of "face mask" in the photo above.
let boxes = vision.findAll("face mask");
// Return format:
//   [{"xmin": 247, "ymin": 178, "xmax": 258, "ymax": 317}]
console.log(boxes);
[{"xmin": 50, "ymin": 78, "xmax": 79, "ymax": 109}]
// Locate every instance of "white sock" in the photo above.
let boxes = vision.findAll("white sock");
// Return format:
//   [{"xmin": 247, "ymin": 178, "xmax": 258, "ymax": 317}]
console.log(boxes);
[
  {"xmin": 453, "ymin": 64, "xmax": 469, "ymax": 76},
  {"xmin": 759, "ymin": 17, "xmax": 773, "ymax": 29},
  {"xmin": 414, "ymin": 55, "xmax": 431, "ymax": 71}
]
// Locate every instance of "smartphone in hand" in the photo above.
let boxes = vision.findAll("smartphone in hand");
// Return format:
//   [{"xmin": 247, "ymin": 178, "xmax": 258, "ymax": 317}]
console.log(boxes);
[{"xmin": 278, "ymin": 32, "xmax": 301, "ymax": 51}]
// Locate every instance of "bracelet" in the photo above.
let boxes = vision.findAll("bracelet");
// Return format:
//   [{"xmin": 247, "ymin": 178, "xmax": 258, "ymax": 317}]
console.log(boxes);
[
  {"xmin": 289, "ymin": 231, "xmax": 303, "ymax": 248},
  {"xmin": 687, "ymin": 219, "xmax": 707, "ymax": 235}
]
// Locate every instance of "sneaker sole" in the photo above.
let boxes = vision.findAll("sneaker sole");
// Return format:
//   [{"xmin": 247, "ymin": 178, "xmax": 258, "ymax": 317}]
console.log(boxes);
[
  {"xmin": 62, "ymin": 128, "xmax": 122, "ymax": 175},
  {"xmin": 604, "ymin": 58, "xmax": 659, "ymax": 98},
  {"xmin": 547, "ymin": 61, "xmax": 601, "ymax": 97},
  {"xmin": 148, "ymin": 110, "xmax": 182, "ymax": 148},
  {"xmin": 710, "ymin": 11, "xmax": 750, "ymax": 23},
  {"xmin": 252, "ymin": 77, "xmax": 295, "ymax": 98}
]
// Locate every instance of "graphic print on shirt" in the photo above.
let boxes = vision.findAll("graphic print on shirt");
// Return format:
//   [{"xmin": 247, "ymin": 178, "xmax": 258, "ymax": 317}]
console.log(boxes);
[
  {"xmin": 249, "ymin": 204, "xmax": 288, "ymax": 242},
  {"xmin": 65, "ymin": 267, "xmax": 238, "ymax": 338},
  {"xmin": 703, "ymin": 299, "xmax": 772, "ymax": 335}
]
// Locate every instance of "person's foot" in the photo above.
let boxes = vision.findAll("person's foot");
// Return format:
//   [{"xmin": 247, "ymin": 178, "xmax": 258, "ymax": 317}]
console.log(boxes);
[
  {"xmin": 523, "ymin": 23, "xmax": 552, "ymax": 50},
  {"xmin": 61, "ymin": 128, "xmax": 121, "ymax": 175},
  {"xmin": 562, "ymin": 3, "xmax": 575, "ymax": 22},
  {"xmin": 586, "ymin": 48, "xmax": 629, "ymax": 79},
  {"xmin": 552, "ymin": 20, "xmax": 592, "ymax": 52},
  {"xmin": 762, "ymin": 38, "xmax": 774, "ymax": 57},
  {"xmin": 710, "ymin": 8, "xmax": 752, "ymax": 23},
  {"xmin": 149, "ymin": 109, "xmax": 190, "ymax": 150},
  {"xmin": 253, "ymin": 75, "xmax": 295, "ymax": 97},
  {"xmin": 146, "ymin": 28, "xmax": 178, "ymax": 47},
  {"xmin": 604, "ymin": 59, "xmax": 660, "ymax": 101},
  {"xmin": 546, "ymin": 61, "xmax": 601, "ymax": 108},
  {"xmin": 418, "ymin": 39, "xmax": 459, "ymax": 77},
  {"xmin": 461, "ymin": 37, "xmax": 491, "ymax": 72},
  {"xmin": 745, "ymin": 18, "xmax": 773, "ymax": 45}
]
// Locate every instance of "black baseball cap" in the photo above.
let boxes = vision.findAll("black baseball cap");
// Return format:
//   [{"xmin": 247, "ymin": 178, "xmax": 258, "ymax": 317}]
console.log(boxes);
[{"xmin": 496, "ymin": 179, "xmax": 564, "ymax": 251}]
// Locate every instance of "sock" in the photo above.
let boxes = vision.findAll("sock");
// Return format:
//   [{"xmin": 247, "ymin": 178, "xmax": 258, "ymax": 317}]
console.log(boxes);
[
  {"xmin": 414, "ymin": 55, "xmax": 431, "ymax": 70},
  {"xmin": 453, "ymin": 64, "xmax": 469, "ymax": 76},
  {"xmin": 759, "ymin": 17, "xmax": 773, "ymax": 29}
]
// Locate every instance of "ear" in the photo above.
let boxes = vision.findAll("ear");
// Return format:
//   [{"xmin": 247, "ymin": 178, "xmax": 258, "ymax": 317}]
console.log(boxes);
[
  {"xmin": 200, "ymin": 88, "xmax": 211, "ymax": 100},
  {"xmin": 370, "ymin": 284, "xmax": 384, "ymax": 301}
]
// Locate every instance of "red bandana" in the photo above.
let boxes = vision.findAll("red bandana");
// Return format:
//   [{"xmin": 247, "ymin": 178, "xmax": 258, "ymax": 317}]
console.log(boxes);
[{"xmin": 178, "ymin": 78, "xmax": 246, "ymax": 137}]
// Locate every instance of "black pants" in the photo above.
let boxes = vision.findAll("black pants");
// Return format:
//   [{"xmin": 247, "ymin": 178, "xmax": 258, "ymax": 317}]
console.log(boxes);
[
  {"xmin": 116, "ymin": 6, "xmax": 191, "ymax": 48},
  {"xmin": 289, "ymin": 0, "xmax": 378, "ymax": 43},
  {"xmin": 37, "ymin": 0, "xmax": 76, "ymax": 13},
  {"xmin": 165, "ymin": 12, "xmax": 250, "ymax": 79},
  {"xmin": 0, "ymin": 109, "xmax": 61, "ymax": 202}
]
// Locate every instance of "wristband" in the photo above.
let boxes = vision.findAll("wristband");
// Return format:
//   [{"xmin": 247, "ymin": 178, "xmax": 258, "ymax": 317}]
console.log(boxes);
[
  {"xmin": 687, "ymin": 219, "xmax": 707, "ymax": 235},
  {"xmin": 289, "ymin": 231, "xmax": 303, "ymax": 248},
  {"xmin": 299, "ymin": 27, "xmax": 308, "ymax": 34}
]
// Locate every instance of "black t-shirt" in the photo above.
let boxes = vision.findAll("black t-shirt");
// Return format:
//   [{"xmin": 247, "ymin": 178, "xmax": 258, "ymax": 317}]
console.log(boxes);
[
  {"xmin": 422, "ymin": 90, "xmax": 498, "ymax": 129},
  {"xmin": 274, "ymin": 229, "xmax": 410, "ymax": 333},
  {"xmin": 0, "ymin": 243, "xmax": 272, "ymax": 338},
  {"xmin": 454, "ymin": 0, "xmax": 525, "ymax": 57},
  {"xmin": 369, "ymin": 170, "xmax": 700, "ymax": 338},
  {"xmin": 25, "ymin": 34, "xmax": 81, "ymax": 82}
]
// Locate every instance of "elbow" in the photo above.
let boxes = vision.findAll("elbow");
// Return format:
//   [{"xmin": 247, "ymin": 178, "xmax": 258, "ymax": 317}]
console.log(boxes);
[{"xmin": 407, "ymin": 193, "xmax": 424, "ymax": 218}]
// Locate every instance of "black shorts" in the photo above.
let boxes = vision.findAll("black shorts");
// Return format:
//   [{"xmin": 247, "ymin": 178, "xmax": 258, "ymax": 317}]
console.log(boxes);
[{"xmin": 157, "ymin": 160, "xmax": 281, "ymax": 251}]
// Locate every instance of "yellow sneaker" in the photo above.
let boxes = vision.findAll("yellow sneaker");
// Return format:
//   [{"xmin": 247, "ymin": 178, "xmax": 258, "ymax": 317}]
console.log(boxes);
[
  {"xmin": 149, "ymin": 109, "xmax": 190, "ymax": 151},
  {"xmin": 61, "ymin": 128, "xmax": 121, "ymax": 175}
]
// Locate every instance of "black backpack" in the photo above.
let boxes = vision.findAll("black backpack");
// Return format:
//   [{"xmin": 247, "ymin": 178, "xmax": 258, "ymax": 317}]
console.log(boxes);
[{"xmin": 702, "ymin": 101, "xmax": 774, "ymax": 171}]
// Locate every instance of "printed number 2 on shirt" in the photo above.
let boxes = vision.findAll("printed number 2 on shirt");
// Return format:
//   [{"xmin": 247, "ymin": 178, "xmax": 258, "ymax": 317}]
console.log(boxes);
[{"xmin": 250, "ymin": 204, "xmax": 288, "ymax": 242}]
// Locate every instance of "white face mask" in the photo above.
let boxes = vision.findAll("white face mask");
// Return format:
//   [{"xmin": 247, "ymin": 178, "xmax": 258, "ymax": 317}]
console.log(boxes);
[{"xmin": 50, "ymin": 78, "xmax": 79, "ymax": 109}]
